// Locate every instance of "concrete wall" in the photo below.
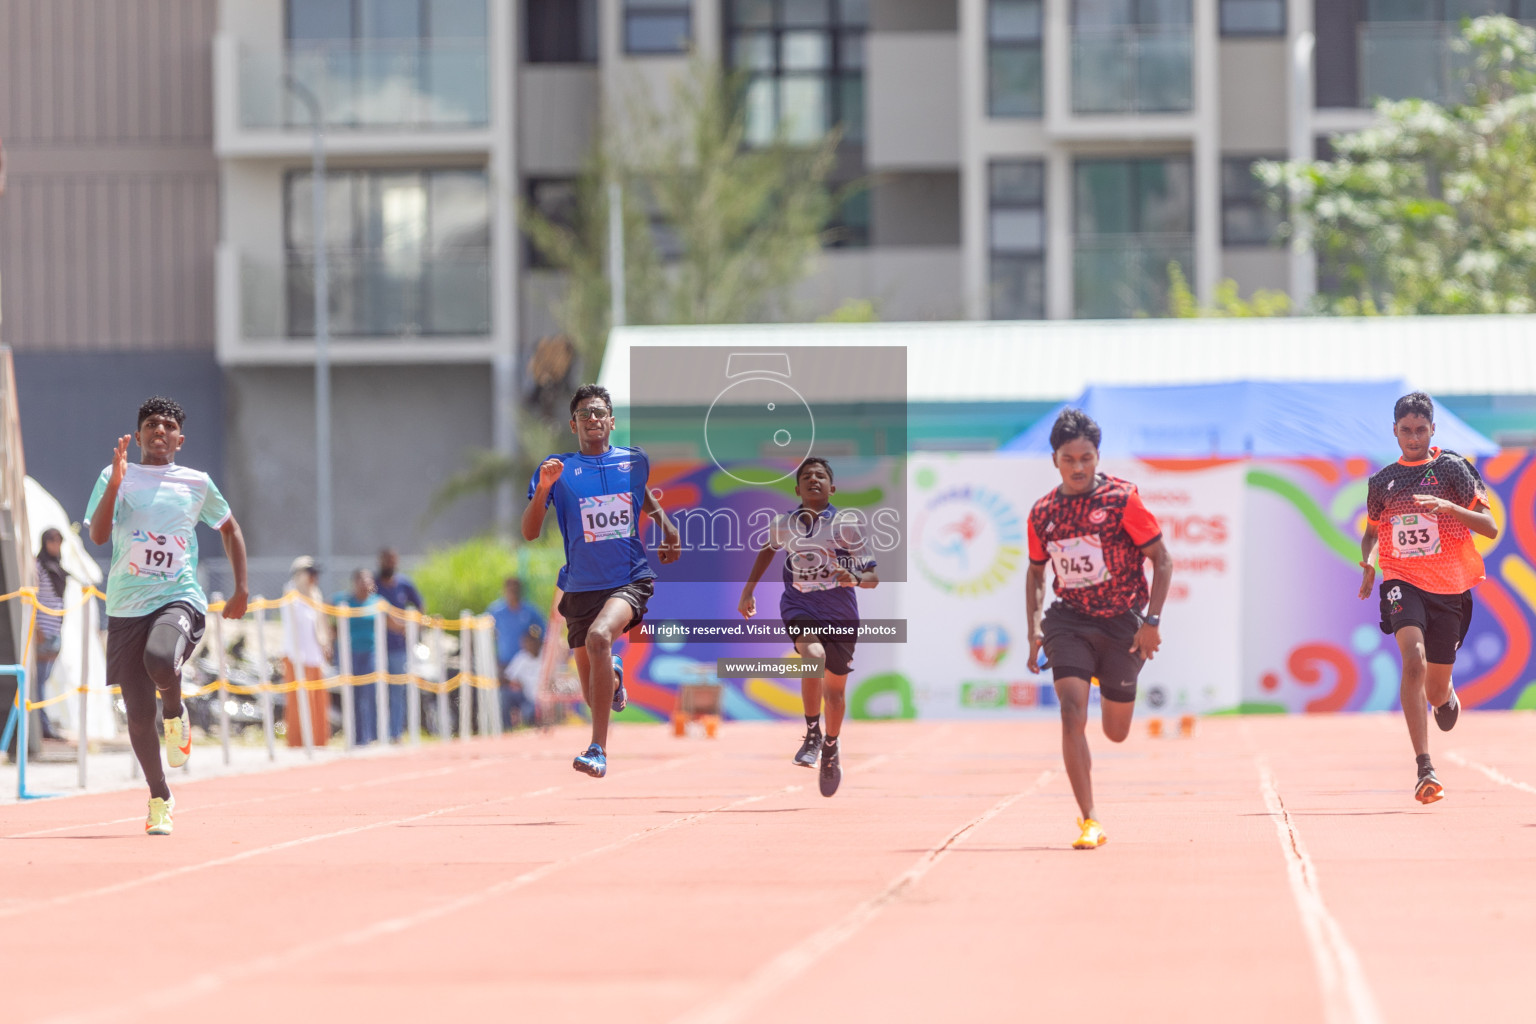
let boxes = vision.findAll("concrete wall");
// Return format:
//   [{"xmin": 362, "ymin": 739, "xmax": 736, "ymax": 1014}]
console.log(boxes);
[
  {"xmin": 222, "ymin": 364, "xmax": 494, "ymax": 563},
  {"xmin": 1219, "ymin": 39, "xmax": 1289, "ymax": 151},
  {"xmin": 867, "ymin": 33, "xmax": 961, "ymax": 169},
  {"xmin": 798, "ymin": 248, "xmax": 965, "ymax": 322},
  {"xmin": 520, "ymin": 67, "xmax": 601, "ymax": 175},
  {"xmin": 1221, "ymin": 248, "xmax": 1291, "ymax": 298}
]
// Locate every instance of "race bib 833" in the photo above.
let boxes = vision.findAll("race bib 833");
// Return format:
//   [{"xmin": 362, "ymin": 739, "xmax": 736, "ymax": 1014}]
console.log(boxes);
[{"xmin": 1389, "ymin": 513, "xmax": 1441, "ymax": 559}]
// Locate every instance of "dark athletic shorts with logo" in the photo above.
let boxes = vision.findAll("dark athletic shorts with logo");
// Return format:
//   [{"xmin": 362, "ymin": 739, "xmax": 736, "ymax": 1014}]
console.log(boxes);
[
  {"xmin": 1379, "ymin": 579, "xmax": 1473, "ymax": 665},
  {"xmin": 1041, "ymin": 602, "xmax": 1143, "ymax": 703},
  {"xmin": 786, "ymin": 616, "xmax": 857, "ymax": 677},
  {"xmin": 560, "ymin": 579, "xmax": 654, "ymax": 649},
  {"xmin": 106, "ymin": 601, "xmax": 207, "ymax": 699}
]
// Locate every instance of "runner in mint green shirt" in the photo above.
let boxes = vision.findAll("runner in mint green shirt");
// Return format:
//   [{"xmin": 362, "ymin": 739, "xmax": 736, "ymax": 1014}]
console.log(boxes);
[{"xmin": 85, "ymin": 397, "xmax": 248, "ymax": 836}]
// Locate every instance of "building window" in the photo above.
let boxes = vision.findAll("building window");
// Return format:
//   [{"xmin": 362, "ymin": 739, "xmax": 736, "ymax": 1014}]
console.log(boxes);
[
  {"xmin": 1221, "ymin": 156, "xmax": 1283, "ymax": 246},
  {"xmin": 1072, "ymin": 0, "xmax": 1193, "ymax": 114},
  {"xmin": 524, "ymin": 178, "xmax": 580, "ymax": 269},
  {"xmin": 1073, "ymin": 156, "xmax": 1193, "ymax": 317},
  {"xmin": 1359, "ymin": 2, "xmax": 1536, "ymax": 104},
  {"xmin": 989, "ymin": 162, "xmax": 1047, "ymax": 319},
  {"xmin": 1219, "ymin": 0, "xmax": 1284, "ymax": 35},
  {"xmin": 989, "ymin": 1, "xmax": 1043, "ymax": 117},
  {"xmin": 284, "ymin": 168, "xmax": 491, "ymax": 337},
  {"xmin": 527, "ymin": 0, "xmax": 598, "ymax": 63},
  {"xmin": 827, "ymin": 187, "xmax": 871, "ymax": 248},
  {"xmin": 625, "ymin": 0, "xmax": 693, "ymax": 54},
  {"xmin": 281, "ymin": 0, "xmax": 489, "ymax": 128},
  {"xmin": 727, "ymin": 0, "xmax": 868, "ymax": 146}
]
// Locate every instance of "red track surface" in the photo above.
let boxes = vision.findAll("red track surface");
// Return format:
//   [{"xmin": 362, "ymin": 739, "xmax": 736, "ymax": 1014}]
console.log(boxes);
[{"xmin": 3, "ymin": 714, "xmax": 1533, "ymax": 1023}]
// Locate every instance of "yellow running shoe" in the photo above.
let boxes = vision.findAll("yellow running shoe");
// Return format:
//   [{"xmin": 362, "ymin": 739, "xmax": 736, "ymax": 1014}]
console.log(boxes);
[
  {"xmin": 1073, "ymin": 817, "xmax": 1107, "ymax": 850},
  {"xmin": 164, "ymin": 709, "xmax": 192, "ymax": 769},
  {"xmin": 146, "ymin": 794, "xmax": 175, "ymax": 836}
]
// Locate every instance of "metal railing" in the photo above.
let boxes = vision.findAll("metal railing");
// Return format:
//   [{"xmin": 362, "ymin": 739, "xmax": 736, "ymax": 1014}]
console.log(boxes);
[
  {"xmin": 1073, "ymin": 234, "xmax": 1194, "ymax": 318},
  {"xmin": 1071, "ymin": 27, "xmax": 1193, "ymax": 114},
  {"xmin": 240, "ymin": 250, "xmax": 493, "ymax": 340},
  {"xmin": 239, "ymin": 40, "xmax": 491, "ymax": 131}
]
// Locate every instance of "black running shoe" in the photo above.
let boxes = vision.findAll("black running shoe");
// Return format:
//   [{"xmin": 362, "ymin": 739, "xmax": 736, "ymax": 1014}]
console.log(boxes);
[
  {"xmin": 793, "ymin": 727, "xmax": 822, "ymax": 768},
  {"xmin": 819, "ymin": 741, "xmax": 841, "ymax": 797},
  {"xmin": 1415, "ymin": 766, "xmax": 1444, "ymax": 804},
  {"xmin": 610, "ymin": 655, "xmax": 627, "ymax": 714},
  {"xmin": 1433, "ymin": 691, "xmax": 1459, "ymax": 732}
]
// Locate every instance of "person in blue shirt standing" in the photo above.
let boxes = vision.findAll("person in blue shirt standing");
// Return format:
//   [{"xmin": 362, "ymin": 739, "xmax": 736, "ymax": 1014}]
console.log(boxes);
[
  {"xmin": 738, "ymin": 458, "xmax": 879, "ymax": 798},
  {"xmin": 374, "ymin": 547, "xmax": 423, "ymax": 741},
  {"xmin": 523, "ymin": 384, "xmax": 680, "ymax": 778},
  {"xmin": 333, "ymin": 568, "xmax": 382, "ymax": 745},
  {"xmin": 85, "ymin": 397, "xmax": 249, "ymax": 835},
  {"xmin": 487, "ymin": 577, "xmax": 544, "ymax": 674}
]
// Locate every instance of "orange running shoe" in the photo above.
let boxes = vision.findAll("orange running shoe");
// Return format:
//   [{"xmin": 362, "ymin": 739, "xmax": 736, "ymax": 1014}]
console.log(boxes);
[
  {"xmin": 1415, "ymin": 768, "xmax": 1444, "ymax": 804},
  {"xmin": 1073, "ymin": 817, "xmax": 1107, "ymax": 849}
]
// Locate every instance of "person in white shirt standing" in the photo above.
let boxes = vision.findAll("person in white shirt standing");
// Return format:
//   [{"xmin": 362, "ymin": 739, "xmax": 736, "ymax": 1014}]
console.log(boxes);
[{"xmin": 280, "ymin": 556, "xmax": 332, "ymax": 749}]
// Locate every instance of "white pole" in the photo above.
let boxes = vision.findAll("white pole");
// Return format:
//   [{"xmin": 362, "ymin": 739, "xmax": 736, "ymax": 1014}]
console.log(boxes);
[
  {"xmin": 483, "ymin": 620, "xmax": 502, "ymax": 738},
  {"xmin": 433, "ymin": 619, "xmax": 449, "ymax": 742},
  {"xmin": 212, "ymin": 592, "xmax": 231, "ymax": 766},
  {"xmin": 76, "ymin": 593, "xmax": 91, "ymax": 789},
  {"xmin": 374, "ymin": 600, "xmax": 389, "ymax": 744},
  {"xmin": 253, "ymin": 601, "xmax": 276, "ymax": 762},
  {"xmin": 459, "ymin": 612, "xmax": 474, "ymax": 744},
  {"xmin": 337, "ymin": 604, "xmax": 354, "ymax": 751},
  {"xmin": 292, "ymin": 597, "xmax": 316, "ymax": 759},
  {"xmin": 608, "ymin": 180, "xmax": 626, "ymax": 328},
  {"xmin": 406, "ymin": 613, "xmax": 421, "ymax": 746}
]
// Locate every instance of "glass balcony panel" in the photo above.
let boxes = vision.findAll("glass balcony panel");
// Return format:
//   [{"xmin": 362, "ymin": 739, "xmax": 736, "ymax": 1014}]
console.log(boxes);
[
  {"xmin": 989, "ymin": 45, "xmax": 1044, "ymax": 116},
  {"xmin": 271, "ymin": 251, "xmax": 490, "ymax": 338},
  {"xmin": 991, "ymin": 209, "xmax": 1045, "ymax": 253},
  {"xmin": 1359, "ymin": 23, "xmax": 1447, "ymax": 103},
  {"xmin": 1073, "ymin": 235, "xmax": 1193, "ymax": 318},
  {"xmin": 1137, "ymin": 30, "xmax": 1194, "ymax": 111},
  {"xmin": 989, "ymin": 256, "xmax": 1046, "ymax": 319},
  {"xmin": 1071, "ymin": 28, "xmax": 1191, "ymax": 113}
]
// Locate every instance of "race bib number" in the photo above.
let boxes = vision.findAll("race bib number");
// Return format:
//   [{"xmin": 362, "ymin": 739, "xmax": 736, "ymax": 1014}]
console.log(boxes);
[
  {"xmin": 789, "ymin": 549, "xmax": 842, "ymax": 592},
  {"xmin": 580, "ymin": 493, "xmax": 636, "ymax": 542},
  {"xmin": 128, "ymin": 529, "xmax": 185, "ymax": 580},
  {"xmin": 1047, "ymin": 535, "xmax": 1109, "ymax": 589},
  {"xmin": 1389, "ymin": 513, "xmax": 1441, "ymax": 559}
]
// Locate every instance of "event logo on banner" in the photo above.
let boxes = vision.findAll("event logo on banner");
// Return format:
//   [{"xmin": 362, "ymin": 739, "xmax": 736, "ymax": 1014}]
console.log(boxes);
[
  {"xmin": 915, "ymin": 486, "xmax": 1025, "ymax": 597},
  {"xmin": 968, "ymin": 623, "xmax": 1011, "ymax": 667}
]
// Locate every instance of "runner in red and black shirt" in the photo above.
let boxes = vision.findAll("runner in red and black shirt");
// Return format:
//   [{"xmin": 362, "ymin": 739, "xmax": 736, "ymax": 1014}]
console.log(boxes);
[
  {"xmin": 1025, "ymin": 409, "xmax": 1174, "ymax": 851},
  {"xmin": 1359, "ymin": 391, "xmax": 1498, "ymax": 805}
]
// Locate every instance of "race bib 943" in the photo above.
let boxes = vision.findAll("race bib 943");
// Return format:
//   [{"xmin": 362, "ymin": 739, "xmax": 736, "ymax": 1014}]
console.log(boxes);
[
  {"xmin": 1389, "ymin": 513, "xmax": 1441, "ymax": 559},
  {"xmin": 128, "ymin": 529, "xmax": 185, "ymax": 579},
  {"xmin": 1047, "ymin": 535, "xmax": 1110, "ymax": 589},
  {"xmin": 581, "ymin": 493, "xmax": 636, "ymax": 542}
]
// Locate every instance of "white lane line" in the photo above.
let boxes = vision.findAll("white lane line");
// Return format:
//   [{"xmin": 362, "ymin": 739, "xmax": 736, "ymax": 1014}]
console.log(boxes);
[
  {"xmin": 1255, "ymin": 758, "xmax": 1382, "ymax": 1024},
  {"xmin": 673, "ymin": 769, "xmax": 1057, "ymax": 1024},
  {"xmin": 1445, "ymin": 751, "xmax": 1536, "ymax": 795},
  {"xmin": 45, "ymin": 782, "xmax": 809, "ymax": 1024},
  {"xmin": 2, "ymin": 754, "xmax": 521, "ymax": 840},
  {"xmin": 0, "ymin": 753, "xmax": 698, "ymax": 920}
]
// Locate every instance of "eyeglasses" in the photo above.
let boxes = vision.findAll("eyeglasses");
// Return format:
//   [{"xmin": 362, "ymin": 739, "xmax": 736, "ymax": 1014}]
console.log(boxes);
[{"xmin": 573, "ymin": 408, "xmax": 611, "ymax": 421}]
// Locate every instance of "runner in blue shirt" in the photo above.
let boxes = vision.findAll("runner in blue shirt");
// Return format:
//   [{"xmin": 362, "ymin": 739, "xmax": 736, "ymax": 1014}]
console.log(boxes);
[
  {"xmin": 85, "ymin": 397, "xmax": 249, "ymax": 835},
  {"xmin": 738, "ymin": 458, "xmax": 878, "ymax": 797},
  {"xmin": 522, "ymin": 384, "xmax": 680, "ymax": 778}
]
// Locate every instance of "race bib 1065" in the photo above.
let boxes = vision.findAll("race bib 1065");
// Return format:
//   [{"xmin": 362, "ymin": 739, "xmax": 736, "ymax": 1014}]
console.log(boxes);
[
  {"xmin": 1047, "ymin": 535, "xmax": 1110, "ymax": 589},
  {"xmin": 581, "ymin": 493, "xmax": 636, "ymax": 542},
  {"xmin": 1389, "ymin": 513, "xmax": 1441, "ymax": 559}
]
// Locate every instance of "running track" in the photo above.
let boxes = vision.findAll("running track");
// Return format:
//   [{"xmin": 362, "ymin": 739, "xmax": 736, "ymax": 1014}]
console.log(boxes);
[{"xmin": 3, "ymin": 715, "xmax": 1532, "ymax": 1023}]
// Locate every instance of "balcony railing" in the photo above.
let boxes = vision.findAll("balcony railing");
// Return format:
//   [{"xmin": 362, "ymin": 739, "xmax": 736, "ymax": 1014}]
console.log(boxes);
[
  {"xmin": 241, "ymin": 251, "xmax": 492, "ymax": 340},
  {"xmin": 1071, "ymin": 28, "xmax": 1193, "ymax": 115},
  {"xmin": 1073, "ymin": 234, "xmax": 1193, "ymax": 318},
  {"xmin": 238, "ymin": 40, "xmax": 490, "ymax": 131},
  {"xmin": 1358, "ymin": 22, "xmax": 1471, "ymax": 105}
]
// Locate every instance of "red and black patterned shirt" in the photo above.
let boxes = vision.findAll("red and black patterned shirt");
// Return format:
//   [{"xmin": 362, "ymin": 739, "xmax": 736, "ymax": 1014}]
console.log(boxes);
[{"xmin": 1027, "ymin": 474, "xmax": 1163, "ymax": 617}]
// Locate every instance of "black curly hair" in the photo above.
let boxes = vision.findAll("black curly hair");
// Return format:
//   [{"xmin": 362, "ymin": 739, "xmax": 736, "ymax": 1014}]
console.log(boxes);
[
  {"xmin": 137, "ymin": 396, "xmax": 186, "ymax": 429},
  {"xmin": 1048, "ymin": 407, "xmax": 1102, "ymax": 452},
  {"xmin": 1393, "ymin": 391, "xmax": 1434, "ymax": 424}
]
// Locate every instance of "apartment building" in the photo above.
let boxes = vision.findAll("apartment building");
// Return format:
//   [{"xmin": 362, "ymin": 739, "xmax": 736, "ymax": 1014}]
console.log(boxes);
[{"xmin": 4, "ymin": 0, "xmax": 1522, "ymax": 563}]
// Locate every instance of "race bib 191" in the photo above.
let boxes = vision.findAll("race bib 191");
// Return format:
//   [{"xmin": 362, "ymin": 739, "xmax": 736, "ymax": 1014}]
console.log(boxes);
[
  {"xmin": 1047, "ymin": 535, "xmax": 1109, "ymax": 589},
  {"xmin": 581, "ymin": 493, "xmax": 636, "ymax": 542},
  {"xmin": 128, "ymin": 529, "xmax": 185, "ymax": 579},
  {"xmin": 1389, "ymin": 513, "xmax": 1441, "ymax": 559}
]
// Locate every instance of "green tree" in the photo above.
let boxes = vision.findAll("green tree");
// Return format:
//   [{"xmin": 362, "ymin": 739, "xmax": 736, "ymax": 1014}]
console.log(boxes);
[
  {"xmin": 1260, "ymin": 15, "xmax": 1536, "ymax": 315},
  {"xmin": 1166, "ymin": 264, "xmax": 1291, "ymax": 317}
]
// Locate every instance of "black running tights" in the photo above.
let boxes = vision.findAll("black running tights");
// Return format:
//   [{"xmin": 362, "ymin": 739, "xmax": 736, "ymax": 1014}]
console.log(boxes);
[{"xmin": 107, "ymin": 604, "xmax": 203, "ymax": 801}]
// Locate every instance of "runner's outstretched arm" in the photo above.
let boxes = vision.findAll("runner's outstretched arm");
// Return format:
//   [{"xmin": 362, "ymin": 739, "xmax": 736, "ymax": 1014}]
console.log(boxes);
[
  {"xmin": 1358, "ymin": 522, "xmax": 1379, "ymax": 600},
  {"xmin": 522, "ymin": 458, "xmax": 563, "ymax": 541},
  {"xmin": 738, "ymin": 547, "xmax": 776, "ymax": 618},
  {"xmin": 642, "ymin": 488, "xmax": 681, "ymax": 564},
  {"xmin": 1130, "ymin": 538, "xmax": 1173, "ymax": 660},
  {"xmin": 1024, "ymin": 562, "xmax": 1048, "ymax": 675},
  {"xmin": 88, "ymin": 435, "xmax": 132, "ymax": 546},
  {"xmin": 1414, "ymin": 493, "xmax": 1498, "ymax": 539},
  {"xmin": 218, "ymin": 516, "xmax": 249, "ymax": 619}
]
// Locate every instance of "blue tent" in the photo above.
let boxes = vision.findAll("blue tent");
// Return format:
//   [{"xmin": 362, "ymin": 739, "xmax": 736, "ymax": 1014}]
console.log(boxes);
[{"xmin": 1000, "ymin": 381, "xmax": 1499, "ymax": 459}]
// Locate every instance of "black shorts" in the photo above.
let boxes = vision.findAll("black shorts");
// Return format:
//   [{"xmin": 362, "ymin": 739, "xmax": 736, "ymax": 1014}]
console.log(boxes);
[
  {"xmin": 1379, "ymin": 579, "xmax": 1473, "ymax": 665},
  {"xmin": 560, "ymin": 579, "xmax": 654, "ymax": 649},
  {"xmin": 106, "ymin": 601, "xmax": 206, "ymax": 697},
  {"xmin": 1041, "ymin": 603, "xmax": 1143, "ymax": 703},
  {"xmin": 786, "ymin": 616, "xmax": 857, "ymax": 677}
]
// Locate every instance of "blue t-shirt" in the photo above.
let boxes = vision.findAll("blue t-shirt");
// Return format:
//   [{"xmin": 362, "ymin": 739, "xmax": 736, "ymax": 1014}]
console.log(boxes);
[
  {"xmin": 375, "ymin": 574, "xmax": 422, "ymax": 654},
  {"xmin": 486, "ymin": 598, "xmax": 545, "ymax": 664},
  {"xmin": 770, "ymin": 504, "xmax": 876, "ymax": 625},
  {"xmin": 527, "ymin": 445, "xmax": 656, "ymax": 593},
  {"xmin": 331, "ymin": 592, "xmax": 381, "ymax": 655}
]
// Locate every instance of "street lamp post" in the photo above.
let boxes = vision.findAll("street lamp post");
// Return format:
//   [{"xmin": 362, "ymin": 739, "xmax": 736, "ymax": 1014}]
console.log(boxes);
[{"xmin": 283, "ymin": 75, "xmax": 332, "ymax": 588}]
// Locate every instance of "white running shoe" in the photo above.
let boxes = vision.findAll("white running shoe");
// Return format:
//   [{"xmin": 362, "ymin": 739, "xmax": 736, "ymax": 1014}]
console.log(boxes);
[
  {"xmin": 164, "ymin": 709, "xmax": 192, "ymax": 768},
  {"xmin": 146, "ymin": 794, "xmax": 176, "ymax": 835}
]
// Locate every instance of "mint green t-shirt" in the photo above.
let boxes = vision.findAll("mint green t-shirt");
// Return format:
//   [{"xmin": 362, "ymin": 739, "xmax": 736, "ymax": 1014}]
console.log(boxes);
[{"xmin": 85, "ymin": 463, "xmax": 232, "ymax": 618}]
